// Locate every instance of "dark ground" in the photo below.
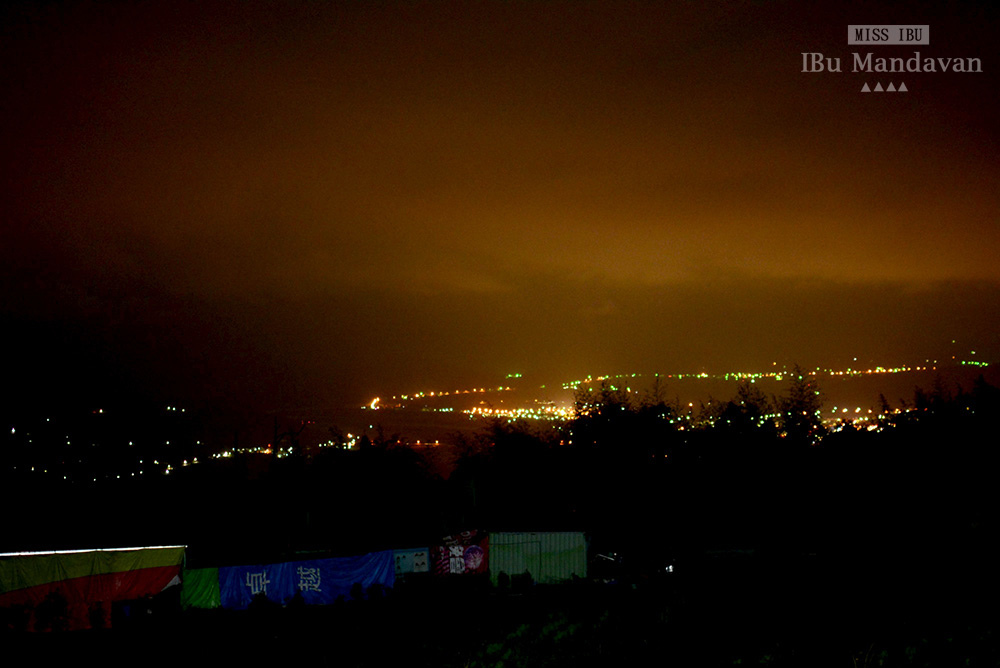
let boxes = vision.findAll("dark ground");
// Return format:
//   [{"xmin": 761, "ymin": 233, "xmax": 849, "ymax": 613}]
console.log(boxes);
[{"xmin": 4, "ymin": 551, "xmax": 996, "ymax": 667}]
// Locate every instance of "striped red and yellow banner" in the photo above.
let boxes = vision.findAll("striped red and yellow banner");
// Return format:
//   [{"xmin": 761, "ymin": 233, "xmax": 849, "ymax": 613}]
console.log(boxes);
[{"xmin": 0, "ymin": 545, "xmax": 185, "ymax": 630}]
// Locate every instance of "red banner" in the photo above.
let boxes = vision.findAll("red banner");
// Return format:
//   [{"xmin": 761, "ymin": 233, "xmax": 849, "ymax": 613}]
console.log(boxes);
[{"xmin": 430, "ymin": 530, "xmax": 489, "ymax": 575}]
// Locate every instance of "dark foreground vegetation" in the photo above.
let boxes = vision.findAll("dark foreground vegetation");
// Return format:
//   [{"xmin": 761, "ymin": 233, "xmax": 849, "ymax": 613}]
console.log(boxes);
[
  {"xmin": 4, "ymin": 570, "xmax": 998, "ymax": 667},
  {"xmin": 3, "ymin": 372, "xmax": 998, "ymax": 663}
]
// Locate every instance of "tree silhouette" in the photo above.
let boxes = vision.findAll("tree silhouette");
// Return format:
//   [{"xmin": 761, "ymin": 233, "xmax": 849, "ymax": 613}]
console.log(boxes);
[{"xmin": 776, "ymin": 364, "xmax": 825, "ymax": 444}]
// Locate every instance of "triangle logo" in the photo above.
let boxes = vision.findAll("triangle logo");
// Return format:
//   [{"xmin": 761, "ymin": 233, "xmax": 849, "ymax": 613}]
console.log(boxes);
[
  {"xmin": 887, "ymin": 82, "xmax": 897, "ymax": 92},
  {"xmin": 874, "ymin": 82, "xmax": 884, "ymax": 92},
  {"xmin": 861, "ymin": 83, "xmax": 871, "ymax": 92},
  {"xmin": 898, "ymin": 82, "xmax": 908, "ymax": 92}
]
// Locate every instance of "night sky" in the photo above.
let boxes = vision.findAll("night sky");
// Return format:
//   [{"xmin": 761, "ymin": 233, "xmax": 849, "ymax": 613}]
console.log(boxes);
[{"xmin": 3, "ymin": 1, "xmax": 998, "ymax": 413}]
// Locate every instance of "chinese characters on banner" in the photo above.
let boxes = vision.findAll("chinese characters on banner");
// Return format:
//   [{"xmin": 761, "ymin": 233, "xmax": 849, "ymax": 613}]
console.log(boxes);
[
  {"xmin": 218, "ymin": 551, "xmax": 395, "ymax": 609},
  {"xmin": 431, "ymin": 530, "xmax": 489, "ymax": 576}
]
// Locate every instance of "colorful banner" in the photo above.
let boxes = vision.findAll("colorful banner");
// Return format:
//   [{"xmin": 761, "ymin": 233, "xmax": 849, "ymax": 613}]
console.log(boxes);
[
  {"xmin": 218, "ymin": 550, "xmax": 395, "ymax": 610},
  {"xmin": 430, "ymin": 530, "xmax": 489, "ymax": 575},
  {"xmin": 0, "ymin": 546, "xmax": 185, "ymax": 631}
]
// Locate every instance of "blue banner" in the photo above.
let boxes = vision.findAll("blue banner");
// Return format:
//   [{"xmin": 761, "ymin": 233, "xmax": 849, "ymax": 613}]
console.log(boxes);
[{"xmin": 219, "ymin": 550, "xmax": 395, "ymax": 609}]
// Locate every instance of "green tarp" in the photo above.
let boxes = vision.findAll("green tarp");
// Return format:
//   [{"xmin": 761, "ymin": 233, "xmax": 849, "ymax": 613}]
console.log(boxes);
[{"xmin": 180, "ymin": 567, "xmax": 220, "ymax": 609}]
